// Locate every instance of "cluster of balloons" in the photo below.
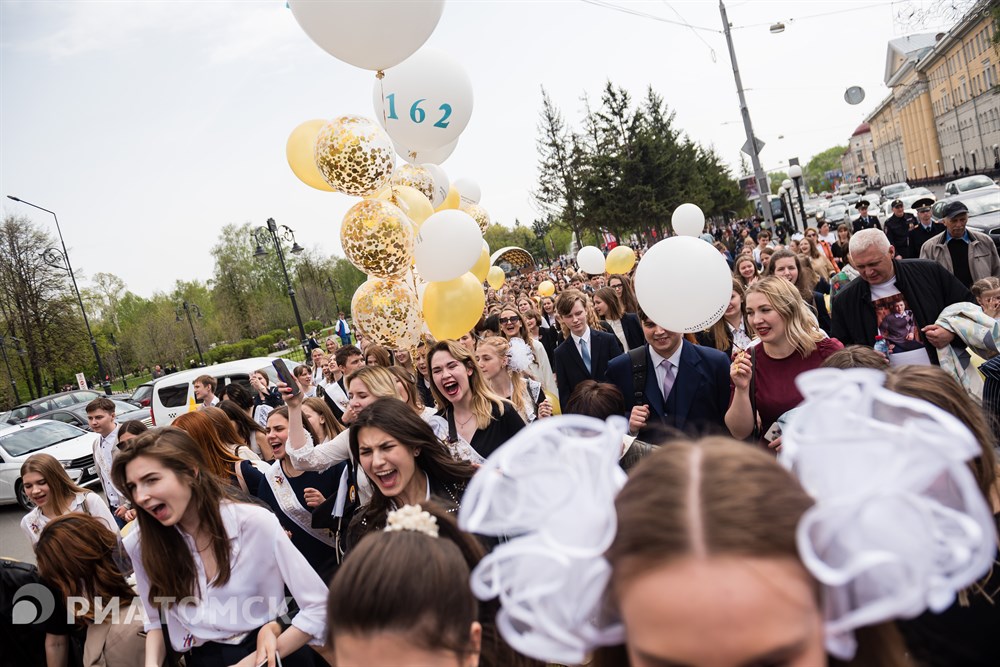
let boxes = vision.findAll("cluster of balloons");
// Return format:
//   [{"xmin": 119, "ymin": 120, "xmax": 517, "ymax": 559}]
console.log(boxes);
[
  {"xmin": 285, "ymin": 0, "xmax": 499, "ymax": 347},
  {"xmin": 568, "ymin": 244, "xmax": 636, "ymax": 286}
]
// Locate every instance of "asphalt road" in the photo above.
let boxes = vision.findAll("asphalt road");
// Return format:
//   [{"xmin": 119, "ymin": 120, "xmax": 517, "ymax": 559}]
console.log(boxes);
[{"xmin": 1, "ymin": 502, "xmax": 35, "ymax": 564}]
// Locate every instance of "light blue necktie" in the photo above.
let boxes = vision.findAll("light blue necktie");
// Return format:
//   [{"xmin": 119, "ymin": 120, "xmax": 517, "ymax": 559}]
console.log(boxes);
[{"xmin": 580, "ymin": 338, "xmax": 592, "ymax": 374}]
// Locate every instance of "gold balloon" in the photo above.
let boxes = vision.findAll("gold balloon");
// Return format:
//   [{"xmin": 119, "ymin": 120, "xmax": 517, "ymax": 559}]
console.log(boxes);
[
  {"xmin": 435, "ymin": 186, "xmax": 461, "ymax": 211},
  {"xmin": 341, "ymin": 199, "xmax": 414, "ymax": 279},
  {"xmin": 605, "ymin": 245, "xmax": 637, "ymax": 274},
  {"xmin": 351, "ymin": 278, "xmax": 422, "ymax": 350},
  {"xmin": 314, "ymin": 115, "xmax": 395, "ymax": 196},
  {"xmin": 537, "ymin": 280, "xmax": 555, "ymax": 297},
  {"xmin": 486, "ymin": 266, "xmax": 505, "ymax": 290},
  {"xmin": 423, "ymin": 272, "xmax": 486, "ymax": 341},
  {"xmin": 471, "ymin": 245, "xmax": 490, "ymax": 283},
  {"xmin": 377, "ymin": 185, "xmax": 434, "ymax": 226},
  {"xmin": 391, "ymin": 163, "xmax": 435, "ymax": 202},
  {"xmin": 462, "ymin": 203, "xmax": 491, "ymax": 233},
  {"xmin": 286, "ymin": 120, "xmax": 335, "ymax": 192}
]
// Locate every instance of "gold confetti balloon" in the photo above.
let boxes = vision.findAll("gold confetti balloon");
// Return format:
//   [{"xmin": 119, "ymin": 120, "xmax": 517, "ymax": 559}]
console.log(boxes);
[
  {"xmin": 462, "ymin": 203, "xmax": 491, "ymax": 233},
  {"xmin": 341, "ymin": 199, "xmax": 414, "ymax": 279},
  {"xmin": 390, "ymin": 163, "xmax": 435, "ymax": 202},
  {"xmin": 351, "ymin": 278, "xmax": 422, "ymax": 350},
  {"xmin": 314, "ymin": 115, "xmax": 395, "ymax": 196}
]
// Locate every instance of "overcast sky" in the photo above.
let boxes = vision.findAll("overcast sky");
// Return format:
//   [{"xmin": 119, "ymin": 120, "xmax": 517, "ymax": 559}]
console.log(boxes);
[{"xmin": 0, "ymin": 0, "xmax": 958, "ymax": 297}]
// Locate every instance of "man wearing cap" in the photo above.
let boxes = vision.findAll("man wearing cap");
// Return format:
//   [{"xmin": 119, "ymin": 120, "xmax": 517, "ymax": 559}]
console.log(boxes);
[
  {"xmin": 882, "ymin": 199, "xmax": 918, "ymax": 259},
  {"xmin": 852, "ymin": 200, "xmax": 881, "ymax": 233},
  {"xmin": 919, "ymin": 200, "xmax": 1000, "ymax": 288},
  {"xmin": 907, "ymin": 197, "xmax": 945, "ymax": 257}
]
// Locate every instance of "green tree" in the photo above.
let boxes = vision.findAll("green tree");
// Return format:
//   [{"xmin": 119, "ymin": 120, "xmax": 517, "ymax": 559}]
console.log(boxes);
[
  {"xmin": 804, "ymin": 145, "xmax": 848, "ymax": 193},
  {"xmin": 534, "ymin": 87, "xmax": 588, "ymax": 249},
  {"xmin": 769, "ymin": 171, "xmax": 788, "ymax": 195}
]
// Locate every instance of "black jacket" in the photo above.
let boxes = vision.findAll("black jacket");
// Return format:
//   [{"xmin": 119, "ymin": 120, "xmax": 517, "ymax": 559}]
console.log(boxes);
[
  {"xmin": 554, "ymin": 329, "xmax": 625, "ymax": 408},
  {"xmin": 852, "ymin": 215, "xmax": 881, "ymax": 233},
  {"xmin": 830, "ymin": 259, "xmax": 974, "ymax": 362},
  {"xmin": 884, "ymin": 213, "xmax": 916, "ymax": 257},
  {"xmin": 908, "ymin": 221, "xmax": 947, "ymax": 258}
]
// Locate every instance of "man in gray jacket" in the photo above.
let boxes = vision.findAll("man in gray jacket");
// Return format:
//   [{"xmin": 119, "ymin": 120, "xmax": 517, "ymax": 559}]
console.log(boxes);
[{"xmin": 919, "ymin": 200, "xmax": 1000, "ymax": 288}]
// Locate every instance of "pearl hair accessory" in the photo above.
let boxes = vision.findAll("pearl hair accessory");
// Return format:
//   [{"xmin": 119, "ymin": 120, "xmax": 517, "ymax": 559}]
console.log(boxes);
[{"xmin": 384, "ymin": 504, "xmax": 439, "ymax": 538}]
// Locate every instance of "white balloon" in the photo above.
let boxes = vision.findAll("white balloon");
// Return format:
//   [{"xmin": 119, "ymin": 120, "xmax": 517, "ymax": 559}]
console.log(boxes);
[
  {"xmin": 373, "ymin": 49, "xmax": 473, "ymax": 152},
  {"xmin": 393, "ymin": 138, "xmax": 458, "ymax": 166},
  {"xmin": 414, "ymin": 210, "xmax": 483, "ymax": 282},
  {"xmin": 288, "ymin": 0, "xmax": 443, "ymax": 71},
  {"xmin": 671, "ymin": 203, "xmax": 706, "ymax": 237},
  {"xmin": 576, "ymin": 246, "xmax": 606, "ymax": 275},
  {"xmin": 453, "ymin": 177, "xmax": 481, "ymax": 207},
  {"xmin": 634, "ymin": 237, "xmax": 731, "ymax": 333},
  {"xmin": 422, "ymin": 163, "xmax": 450, "ymax": 207}
]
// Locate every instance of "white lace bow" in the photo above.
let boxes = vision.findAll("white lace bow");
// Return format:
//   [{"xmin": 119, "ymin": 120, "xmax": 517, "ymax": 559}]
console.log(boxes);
[
  {"xmin": 458, "ymin": 415, "xmax": 628, "ymax": 664},
  {"xmin": 780, "ymin": 368, "xmax": 997, "ymax": 660}
]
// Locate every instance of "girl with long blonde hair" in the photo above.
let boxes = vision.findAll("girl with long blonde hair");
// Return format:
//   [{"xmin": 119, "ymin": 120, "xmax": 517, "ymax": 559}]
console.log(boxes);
[
  {"xmin": 475, "ymin": 336, "xmax": 553, "ymax": 424},
  {"xmin": 726, "ymin": 277, "xmax": 844, "ymax": 444},
  {"xmin": 19, "ymin": 452, "xmax": 118, "ymax": 546},
  {"xmin": 428, "ymin": 339, "xmax": 525, "ymax": 461}
]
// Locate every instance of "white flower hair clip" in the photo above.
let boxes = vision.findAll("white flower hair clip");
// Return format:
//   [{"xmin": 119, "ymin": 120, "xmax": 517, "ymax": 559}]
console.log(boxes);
[
  {"xmin": 780, "ymin": 368, "xmax": 997, "ymax": 661},
  {"xmin": 459, "ymin": 415, "xmax": 628, "ymax": 664},
  {"xmin": 506, "ymin": 337, "xmax": 535, "ymax": 374},
  {"xmin": 384, "ymin": 504, "xmax": 439, "ymax": 538}
]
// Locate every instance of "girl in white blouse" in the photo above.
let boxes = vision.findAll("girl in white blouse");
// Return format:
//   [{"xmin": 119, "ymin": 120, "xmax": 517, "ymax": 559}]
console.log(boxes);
[
  {"xmin": 20, "ymin": 453, "xmax": 117, "ymax": 546},
  {"xmin": 112, "ymin": 427, "xmax": 327, "ymax": 667}
]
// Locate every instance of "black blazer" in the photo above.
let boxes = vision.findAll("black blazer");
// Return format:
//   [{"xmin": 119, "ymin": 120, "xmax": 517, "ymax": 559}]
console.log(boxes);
[
  {"xmin": 554, "ymin": 329, "xmax": 625, "ymax": 408},
  {"xmin": 599, "ymin": 315, "xmax": 644, "ymax": 351},
  {"xmin": 604, "ymin": 341, "xmax": 730, "ymax": 441}
]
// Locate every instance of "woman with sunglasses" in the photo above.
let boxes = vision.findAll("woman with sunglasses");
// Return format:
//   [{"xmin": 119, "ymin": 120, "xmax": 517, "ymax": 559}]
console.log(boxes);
[{"xmin": 498, "ymin": 305, "xmax": 556, "ymax": 396}]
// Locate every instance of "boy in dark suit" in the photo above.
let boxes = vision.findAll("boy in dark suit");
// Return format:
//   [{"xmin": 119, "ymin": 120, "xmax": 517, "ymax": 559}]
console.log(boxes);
[
  {"xmin": 605, "ymin": 306, "xmax": 730, "ymax": 440},
  {"xmin": 553, "ymin": 289, "xmax": 624, "ymax": 409}
]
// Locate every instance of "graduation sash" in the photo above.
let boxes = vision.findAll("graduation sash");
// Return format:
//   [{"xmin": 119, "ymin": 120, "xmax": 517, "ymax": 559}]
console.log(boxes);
[{"xmin": 264, "ymin": 462, "xmax": 337, "ymax": 547}]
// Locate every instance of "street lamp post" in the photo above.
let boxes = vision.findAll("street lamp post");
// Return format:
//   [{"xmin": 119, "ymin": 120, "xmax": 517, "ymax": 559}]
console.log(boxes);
[
  {"xmin": 0, "ymin": 335, "xmax": 24, "ymax": 403},
  {"xmin": 326, "ymin": 276, "xmax": 340, "ymax": 316},
  {"xmin": 7, "ymin": 196, "xmax": 112, "ymax": 395},
  {"xmin": 781, "ymin": 178, "xmax": 798, "ymax": 231},
  {"xmin": 971, "ymin": 150, "xmax": 977, "ymax": 173},
  {"xmin": 719, "ymin": 0, "xmax": 773, "ymax": 226},
  {"xmin": 175, "ymin": 301, "xmax": 205, "ymax": 367},
  {"xmin": 788, "ymin": 165, "xmax": 807, "ymax": 234},
  {"xmin": 108, "ymin": 332, "xmax": 128, "ymax": 391},
  {"xmin": 252, "ymin": 218, "xmax": 307, "ymax": 358}
]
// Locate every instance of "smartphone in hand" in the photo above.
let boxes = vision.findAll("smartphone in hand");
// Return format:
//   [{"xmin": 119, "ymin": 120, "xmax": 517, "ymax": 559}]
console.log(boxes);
[{"xmin": 271, "ymin": 359, "xmax": 301, "ymax": 397}]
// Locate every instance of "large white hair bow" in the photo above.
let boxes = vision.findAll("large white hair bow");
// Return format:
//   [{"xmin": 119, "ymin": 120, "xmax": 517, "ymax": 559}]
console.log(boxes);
[
  {"xmin": 458, "ymin": 415, "xmax": 628, "ymax": 664},
  {"xmin": 780, "ymin": 368, "xmax": 997, "ymax": 660}
]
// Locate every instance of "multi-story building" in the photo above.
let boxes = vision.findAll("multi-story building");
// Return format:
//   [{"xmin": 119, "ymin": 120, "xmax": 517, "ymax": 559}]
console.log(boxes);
[
  {"xmin": 840, "ymin": 123, "xmax": 879, "ymax": 184},
  {"xmin": 858, "ymin": 1, "xmax": 999, "ymax": 182},
  {"xmin": 922, "ymin": 4, "xmax": 1000, "ymax": 174}
]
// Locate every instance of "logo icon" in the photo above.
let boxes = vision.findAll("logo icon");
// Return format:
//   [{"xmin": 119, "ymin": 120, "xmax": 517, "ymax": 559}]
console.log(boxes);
[{"xmin": 12, "ymin": 583, "xmax": 56, "ymax": 624}]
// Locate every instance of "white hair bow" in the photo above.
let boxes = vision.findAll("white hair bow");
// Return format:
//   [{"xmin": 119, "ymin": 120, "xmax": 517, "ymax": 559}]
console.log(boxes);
[
  {"xmin": 459, "ymin": 415, "xmax": 628, "ymax": 664},
  {"xmin": 780, "ymin": 369, "xmax": 997, "ymax": 660}
]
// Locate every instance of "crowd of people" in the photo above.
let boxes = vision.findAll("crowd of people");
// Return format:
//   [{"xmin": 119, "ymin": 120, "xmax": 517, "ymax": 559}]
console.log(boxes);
[{"xmin": 4, "ymin": 203, "xmax": 1000, "ymax": 667}]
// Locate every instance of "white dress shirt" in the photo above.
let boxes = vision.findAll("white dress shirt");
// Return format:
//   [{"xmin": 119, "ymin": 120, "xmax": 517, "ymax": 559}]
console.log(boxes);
[
  {"xmin": 571, "ymin": 326, "xmax": 593, "ymax": 371},
  {"xmin": 20, "ymin": 492, "xmax": 118, "ymax": 545},
  {"xmin": 93, "ymin": 426, "xmax": 124, "ymax": 507},
  {"xmin": 648, "ymin": 344, "xmax": 684, "ymax": 402},
  {"xmin": 125, "ymin": 502, "xmax": 327, "ymax": 650}
]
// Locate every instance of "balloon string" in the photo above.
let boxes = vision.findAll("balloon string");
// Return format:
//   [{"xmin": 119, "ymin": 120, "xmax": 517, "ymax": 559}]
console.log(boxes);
[{"xmin": 376, "ymin": 72, "xmax": 399, "ymax": 201}]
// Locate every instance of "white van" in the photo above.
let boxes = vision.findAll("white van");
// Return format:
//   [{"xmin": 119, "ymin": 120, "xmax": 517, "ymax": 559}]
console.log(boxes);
[{"xmin": 150, "ymin": 357, "xmax": 302, "ymax": 426}]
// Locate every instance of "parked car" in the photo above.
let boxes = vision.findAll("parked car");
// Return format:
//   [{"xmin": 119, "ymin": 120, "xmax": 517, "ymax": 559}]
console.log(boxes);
[
  {"xmin": 822, "ymin": 203, "xmax": 850, "ymax": 225},
  {"xmin": 35, "ymin": 399, "xmax": 152, "ymax": 431},
  {"xmin": 127, "ymin": 382, "xmax": 154, "ymax": 408},
  {"xmin": 933, "ymin": 189, "xmax": 1000, "ymax": 250},
  {"xmin": 0, "ymin": 419, "xmax": 100, "ymax": 510},
  {"xmin": 7, "ymin": 389, "xmax": 103, "ymax": 424},
  {"xmin": 0, "ymin": 411, "xmax": 11, "ymax": 425},
  {"xmin": 150, "ymin": 357, "xmax": 302, "ymax": 426},
  {"xmin": 879, "ymin": 182, "xmax": 911, "ymax": 200},
  {"xmin": 943, "ymin": 174, "xmax": 998, "ymax": 196}
]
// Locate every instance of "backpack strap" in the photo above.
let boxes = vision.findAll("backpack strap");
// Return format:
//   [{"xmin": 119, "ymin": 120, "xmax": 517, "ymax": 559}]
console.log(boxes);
[{"xmin": 628, "ymin": 347, "xmax": 648, "ymax": 406}]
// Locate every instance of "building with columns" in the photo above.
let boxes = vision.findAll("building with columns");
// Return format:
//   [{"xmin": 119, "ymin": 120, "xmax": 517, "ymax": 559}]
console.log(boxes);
[{"xmin": 858, "ymin": 1, "xmax": 999, "ymax": 183}]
